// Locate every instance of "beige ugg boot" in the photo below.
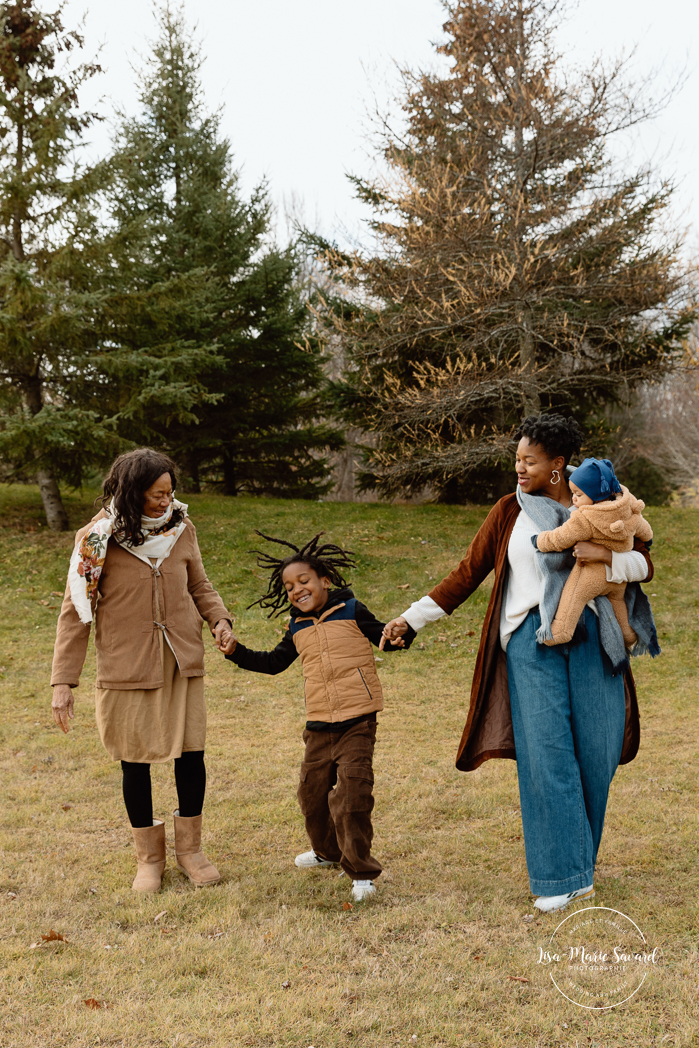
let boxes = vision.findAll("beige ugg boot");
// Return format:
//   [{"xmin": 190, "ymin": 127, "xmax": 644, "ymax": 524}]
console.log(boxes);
[
  {"xmin": 131, "ymin": 819, "xmax": 166, "ymax": 892},
  {"xmin": 173, "ymin": 811, "xmax": 221, "ymax": 887}
]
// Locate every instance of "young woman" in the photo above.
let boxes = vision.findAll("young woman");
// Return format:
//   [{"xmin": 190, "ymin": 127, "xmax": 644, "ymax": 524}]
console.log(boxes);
[
  {"xmin": 51, "ymin": 449, "xmax": 231, "ymax": 893},
  {"xmin": 380, "ymin": 414, "xmax": 657, "ymax": 913}
]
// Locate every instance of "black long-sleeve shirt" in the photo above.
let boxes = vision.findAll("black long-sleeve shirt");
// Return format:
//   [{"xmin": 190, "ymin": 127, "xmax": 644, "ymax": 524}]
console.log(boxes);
[{"xmin": 226, "ymin": 587, "xmax": 414, "ymax": 731}]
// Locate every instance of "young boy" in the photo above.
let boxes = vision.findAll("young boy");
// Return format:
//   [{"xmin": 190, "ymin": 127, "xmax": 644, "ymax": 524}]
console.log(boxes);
[{"xmin": 219, "ymin": 531, "xmax": 414, "ymax": 902}]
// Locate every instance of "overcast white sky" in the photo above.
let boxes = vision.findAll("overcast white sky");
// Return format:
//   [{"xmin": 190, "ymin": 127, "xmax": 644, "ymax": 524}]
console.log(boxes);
[{"xmin": 62, "ymin": 0, "xmax": 699, "ymax": 251}]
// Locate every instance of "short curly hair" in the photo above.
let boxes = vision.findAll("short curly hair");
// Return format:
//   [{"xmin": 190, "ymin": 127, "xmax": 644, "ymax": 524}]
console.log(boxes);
[{"xmin": 514, "ymin": 413, "xmax": 584, "ymax": 468}]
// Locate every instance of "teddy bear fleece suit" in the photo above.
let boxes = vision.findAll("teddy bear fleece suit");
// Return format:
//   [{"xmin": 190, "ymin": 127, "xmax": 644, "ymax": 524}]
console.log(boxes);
[
  {"xmin": 226, "ymin": 588, "xmax": 413, "ymax": 880},
  {"xmin": 535, "ymin": 486, "xmax": 653, "ymax": 647}
]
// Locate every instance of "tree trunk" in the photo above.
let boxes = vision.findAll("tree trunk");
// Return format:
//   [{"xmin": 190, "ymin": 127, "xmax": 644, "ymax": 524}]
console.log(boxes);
[
  {"xmin": 23, "ymin": 375, "xmax": 71, "ymax": 530},
  {"xmin": 185, "ymin": 453, "xmax": 201, "ymax": 494},
  {"xmin": 519, "ymin": 305, "xmax": 540, "ymax": 413},
  {"xmin": 222, "ymin": 454, "xmax": 237, "ymax": 496},
  {"xmin": 36, "ymin": 470, "xmax": 70, "ymax": 531}
]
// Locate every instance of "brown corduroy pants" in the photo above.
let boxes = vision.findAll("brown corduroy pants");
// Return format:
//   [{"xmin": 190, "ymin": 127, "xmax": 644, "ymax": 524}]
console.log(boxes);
[{"xmin": 297, "ymin": 718, "xmax": 382, "ymax": 881}]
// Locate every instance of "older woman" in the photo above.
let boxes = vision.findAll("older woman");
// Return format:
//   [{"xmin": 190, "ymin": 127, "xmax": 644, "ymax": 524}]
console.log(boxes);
[
  {"xmin": 381, "ymin": 414, "xmax": 658, "ymax": 913},
  {"xmin": 51, "ymin": 448, "xmax": 231, "ymax": 893}
]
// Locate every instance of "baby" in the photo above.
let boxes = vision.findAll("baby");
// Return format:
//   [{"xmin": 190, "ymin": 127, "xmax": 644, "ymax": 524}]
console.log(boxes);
[{"xmin": 535, "ymin": 458, "xmax": 653, "ymax": 648}]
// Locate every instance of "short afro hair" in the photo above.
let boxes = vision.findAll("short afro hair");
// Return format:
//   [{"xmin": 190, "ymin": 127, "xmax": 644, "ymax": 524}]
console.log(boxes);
[{"xmin": 514, "ymin": 413, "xmax": 584, "ymax": 468}]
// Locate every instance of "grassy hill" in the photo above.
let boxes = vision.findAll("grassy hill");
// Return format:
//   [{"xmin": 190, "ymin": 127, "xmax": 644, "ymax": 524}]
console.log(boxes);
[{"xmin": 0, "ymin": 483, "xmax": 697, "ymax": 1047}]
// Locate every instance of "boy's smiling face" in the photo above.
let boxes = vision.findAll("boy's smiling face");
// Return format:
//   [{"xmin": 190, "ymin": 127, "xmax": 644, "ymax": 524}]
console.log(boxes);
[{"xmin": 282, "ymin": 561, "xmax": 331, "ymax": 614}]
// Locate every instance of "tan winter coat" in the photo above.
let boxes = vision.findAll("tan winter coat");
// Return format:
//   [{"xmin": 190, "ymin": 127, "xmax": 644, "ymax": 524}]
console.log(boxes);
[
  {"xmin": 535, "ymin": 486, "xmax": 653, "ymax": 648},
  {"xmin": 51, "ymin": 520, "xmax": 230, "ymax": 690},
  {"xmin": 535, "ymin": 486, "xmax": 653, "ymax": 554}
]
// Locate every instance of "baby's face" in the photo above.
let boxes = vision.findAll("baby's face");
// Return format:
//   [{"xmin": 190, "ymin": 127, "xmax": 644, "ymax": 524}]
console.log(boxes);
[{"xmin": 570, "ymin": 482, "xmax": 594, "ymax": 508}]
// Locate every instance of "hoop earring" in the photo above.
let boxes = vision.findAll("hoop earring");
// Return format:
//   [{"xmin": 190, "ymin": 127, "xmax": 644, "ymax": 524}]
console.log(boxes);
[{"xmin": 551, "ymin": 469, "xmax": 561, "ymax": 485}]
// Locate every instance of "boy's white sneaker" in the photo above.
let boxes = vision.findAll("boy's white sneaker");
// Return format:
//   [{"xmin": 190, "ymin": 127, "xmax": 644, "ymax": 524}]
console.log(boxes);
[
  {"xmin": 351, "ymin": 879, "xmax": 377, "ymax": 902},
  {"xmin": 534, "ymin": 885, "xmax": 595, "ymax": 913},
  {"xmin": 294, "ymin": 850, "xmax": 335, "ymax": 869}
]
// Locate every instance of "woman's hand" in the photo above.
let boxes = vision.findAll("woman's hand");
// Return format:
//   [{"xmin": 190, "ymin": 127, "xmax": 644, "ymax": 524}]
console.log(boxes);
[
  {"xmin": 379, "ymin": 616, "xmax": 409, "ymax": 651},
  {"xmin": 52, "ymin": 685, "xmax": 74, "ymax": 733},
  {"xmin": 213, "ymin": 620, "xmax": 235, "ymax": 653},
  {"xmin": 573, "ymin": 541, "xmax": 613, "ymax": 567}
]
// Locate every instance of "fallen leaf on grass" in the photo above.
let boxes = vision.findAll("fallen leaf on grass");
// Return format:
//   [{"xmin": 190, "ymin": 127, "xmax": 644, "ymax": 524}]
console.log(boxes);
[
  {"xmin": 61, "ymin": 803, "xmax": 73, "ymax": 811},
  {"xmin": 397, "ymin": 583, "xmax": 410, "ymax": 590},
  {"xmin": 38, "ymin": 600, "xmax": 50, "ymax": 606},
  {"xmin": 153, "ymin": 910, "xmax": 167, "ymax": 922},
  {"xmin": 30, "ymin": 929, "xmax": 69, "ymax": 948},
  {"xmin": 466, "ymin": 630, "xmax": 476, "ymax": 637},
  {"xmin": 42, "ymin": 929, "xmax": 68, "ymax": 943},
  {"xmin": 343, "ymin": 902, "xmax": 353, "ymax": 911},
  {"xmin": 522, "ymin": 914, "xmax": 534, "ymax": 923},
  {"xmin": 83, "ymin": 998, "xmax": 109, "ymax": 1010},
  {"xmin": 51, "ymin": 591, "xmax": 62, "ymax": 597},
  {"xmin": 7, "ymin": 892, "xmax": 17, "ymax": 900},
  {"xmin": 507, "ymin": 975, "xmax": 530, "ymax": 983},
  {"xmin": 281, "ymin": 980, "xmax": 291, "ymax": 989},
  {"xmin": 472, "ymin": 954, "xmax": 483, "ymax": 960}
]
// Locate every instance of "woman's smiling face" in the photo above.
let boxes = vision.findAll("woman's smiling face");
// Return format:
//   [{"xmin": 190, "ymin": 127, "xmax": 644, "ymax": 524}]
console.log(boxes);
[
  {"xmin": 282, "ymin": 561, "xmax": 331, "ymax": 613},
  {"xmin": 515, "ymin": 437, "xmax": 566, "ymax": 495},
  {"xmin": 142, "ymin": 471, "xmax": 174, "ymax": 518}
]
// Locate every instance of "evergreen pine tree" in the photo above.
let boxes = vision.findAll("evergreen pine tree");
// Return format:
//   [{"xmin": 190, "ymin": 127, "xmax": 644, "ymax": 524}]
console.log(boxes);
[
  {"xmin": 0, "ymin": 0, "xmax": 112, "ymax": 528},
  {"xmin": 110, "ymin": 3, "xmax": 340, "ymax": 496},
  {"xmin": 323, "ymin": 0, "xmax": 695, "ymax": 502},
  {"xmin": 0, "ymin": 0, "xmax": 221, "ymax": 528}
]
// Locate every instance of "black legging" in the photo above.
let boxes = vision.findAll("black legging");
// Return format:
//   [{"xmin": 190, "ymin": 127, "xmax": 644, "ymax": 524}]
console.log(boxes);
[{"xmin": 121, "ymin": 750, "xmax": 206, "ymax": 828}]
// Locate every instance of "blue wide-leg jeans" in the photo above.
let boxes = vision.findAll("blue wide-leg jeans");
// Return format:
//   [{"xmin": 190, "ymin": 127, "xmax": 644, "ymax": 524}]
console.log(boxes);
[{"xmin": 506, "ymin": 606, "xmax": 626, "ymax": 896}]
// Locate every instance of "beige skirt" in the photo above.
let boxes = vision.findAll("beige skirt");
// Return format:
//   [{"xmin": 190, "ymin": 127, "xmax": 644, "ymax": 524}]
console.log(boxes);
[{"xmin": 95, "ymin": 633, "xmax": 206, "ymax": 763}]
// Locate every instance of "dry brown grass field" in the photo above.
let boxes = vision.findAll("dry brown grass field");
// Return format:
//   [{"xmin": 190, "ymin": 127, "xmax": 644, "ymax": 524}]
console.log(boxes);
[{"xmin": 0, "ymin": 484, "xmax": 697, "ymax": 1048}]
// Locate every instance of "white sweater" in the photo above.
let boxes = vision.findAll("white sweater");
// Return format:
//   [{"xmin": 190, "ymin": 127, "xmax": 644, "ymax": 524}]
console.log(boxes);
[{"xmin": 401, "ymin": 507, "xmax": 648, "ymax": 651}]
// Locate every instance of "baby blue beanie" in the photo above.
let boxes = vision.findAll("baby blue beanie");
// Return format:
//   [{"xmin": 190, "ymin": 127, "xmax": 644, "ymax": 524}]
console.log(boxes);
[{"xmin": 569, "ymin": 458, "xmax": 622, "ymax": 503}]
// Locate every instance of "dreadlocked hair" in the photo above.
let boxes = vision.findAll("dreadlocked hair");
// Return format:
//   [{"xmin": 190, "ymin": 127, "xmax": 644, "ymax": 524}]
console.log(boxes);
[
  {"xmin": 247, "ymin": 531, "xmax": 357, "ymax": 617},
  {"xmin": 514, "ymin": 413, "xmax": 584, "ymax": 468}
]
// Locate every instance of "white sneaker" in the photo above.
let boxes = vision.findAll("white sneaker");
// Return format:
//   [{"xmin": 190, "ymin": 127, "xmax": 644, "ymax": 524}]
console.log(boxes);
[
  {"xmin": 534, "ymin": 885, "xmax": 595, "ymax": 913},
  {"xmin": 294, "ymin": 850, "xmax": 335, "ymax": 869},
  {"xmin": 351, "ymin": 879, "xmax": 377, "ymax": 902}
]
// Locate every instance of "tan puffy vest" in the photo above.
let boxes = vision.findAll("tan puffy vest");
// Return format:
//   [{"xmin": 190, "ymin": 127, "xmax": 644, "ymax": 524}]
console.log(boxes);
[{"xmin": 291, "ymin": 602, "xmax": 383, "ymax": 722}]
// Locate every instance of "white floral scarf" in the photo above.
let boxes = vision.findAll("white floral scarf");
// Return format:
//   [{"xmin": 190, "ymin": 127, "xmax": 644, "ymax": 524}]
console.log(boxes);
[{"xmin": 68, "ymin": 499, "xmax": 189, "ymax": 625}]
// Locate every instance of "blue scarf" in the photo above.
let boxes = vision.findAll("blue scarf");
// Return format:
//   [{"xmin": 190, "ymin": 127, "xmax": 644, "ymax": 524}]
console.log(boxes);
[{"xmin": 517, "ymin": 487, "xmax": 660, "ymax": 673}]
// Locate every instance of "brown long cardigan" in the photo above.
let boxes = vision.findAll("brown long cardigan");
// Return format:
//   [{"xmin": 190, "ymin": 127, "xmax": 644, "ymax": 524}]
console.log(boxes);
[
  {"xmin": 51, "ymin": 520, "xmax": 230, "ymax": 690},
  {"xmin": 426, "ymin": 493, "xmax": 654, "ymax": 772}
]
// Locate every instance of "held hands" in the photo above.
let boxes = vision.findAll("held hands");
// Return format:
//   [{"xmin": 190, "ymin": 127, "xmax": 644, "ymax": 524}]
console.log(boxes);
[
  {"xmin": 52, "ymin": 685, "xmax": 74, "ymax": 733},
  {"xmin": 213, "ymin": 620, "xmax": 237, "ymax": 655},
  {"xmin": 379, "ymin": 616, "xmax": 409, "ymax": 652}
]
